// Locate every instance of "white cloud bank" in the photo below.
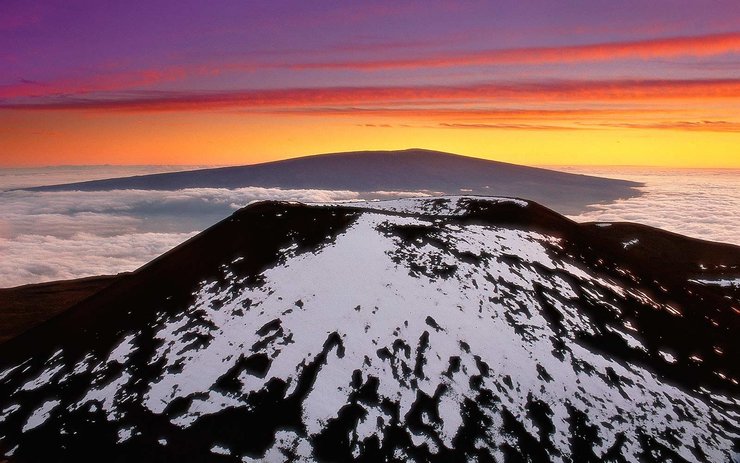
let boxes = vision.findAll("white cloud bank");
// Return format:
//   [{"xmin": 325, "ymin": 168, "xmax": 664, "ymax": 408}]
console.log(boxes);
[
  {"xmin": 0, "ymin": 231, "xmax": 197, "ymax": 287},
  {"xmin": 0, "ymin": 167, "xmax": 737, "ymax": 288},
  {"xmin": 564, "ymin": 168, "xmax": 740, "ymax": 246},
  {"xmin": 0, "ymin": 187, "xmax": 427, "ymax": 287}
]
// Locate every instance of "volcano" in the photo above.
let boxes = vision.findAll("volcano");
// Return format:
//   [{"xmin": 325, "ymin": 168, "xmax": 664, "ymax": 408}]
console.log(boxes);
[
  {"xmin": 26, "ymin": 149, "xmax": 640, "ymax": 214},
  {"xmin": 0, "ymin": 196, "xmax": 737, "ymax": 462}
]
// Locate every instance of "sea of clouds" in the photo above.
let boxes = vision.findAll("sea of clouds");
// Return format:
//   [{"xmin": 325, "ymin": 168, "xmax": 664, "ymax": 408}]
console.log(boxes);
[
  {"xmin": 562, "ymin": 167, "xmax": 740, "ymax": 246},
  {"xmin": 0, "ymin": 166, "xmax": 737, "ymax": 288},
  {"xmin": 0, "ymin": 180, "xmax": 425, "ymax": 287},
  {"xmin": 0, "ymin": 187, "xmax": 358, "ymax": 287}
]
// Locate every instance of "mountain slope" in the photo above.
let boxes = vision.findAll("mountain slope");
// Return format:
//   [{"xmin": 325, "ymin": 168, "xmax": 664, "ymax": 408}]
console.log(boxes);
[
  {"xmin": 0, "ymin": 197, "xmax": 738, "ymax": 462},
  {"xmin": 27, "ymin": 149, "xmax": 640, "ymax": 214},
  {"xmin": 0, "ymin": 275, "xmax": 119, "ymax": 343}
]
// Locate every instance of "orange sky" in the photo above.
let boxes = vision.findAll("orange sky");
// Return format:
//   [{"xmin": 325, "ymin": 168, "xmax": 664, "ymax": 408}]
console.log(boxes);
[
  {"xmin": 3, "ymin": 78, "xmax": 739, "ymax": 167},
  {"xmin": 1, "ymin": 3, "xmax": 739, "ymax": 167},
  {"xmin": 2, "ymin": 108, "xmax": 738, "ymax": 167}
]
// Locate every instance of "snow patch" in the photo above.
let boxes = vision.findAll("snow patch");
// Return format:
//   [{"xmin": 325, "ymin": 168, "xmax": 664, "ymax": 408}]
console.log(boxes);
[
  {"xmin": 689, "ymin": 277, "xmax": 740, "ymax": 288},
  {"xmin": 22, "ymin": 400, "xmax": 60, "ymax": 432}
]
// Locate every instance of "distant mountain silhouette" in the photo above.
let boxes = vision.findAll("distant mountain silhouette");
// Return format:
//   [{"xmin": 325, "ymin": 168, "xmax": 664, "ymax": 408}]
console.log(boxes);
[{"xmin": 28, "ymin": 149, "xmax": 640, "ymax": 213}]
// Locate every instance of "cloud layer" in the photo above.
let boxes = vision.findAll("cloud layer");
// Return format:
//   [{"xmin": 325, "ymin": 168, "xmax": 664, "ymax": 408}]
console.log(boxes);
[
  {"xmin": 565, "ymin": 168, "xmax": 740, "ymax": 246},
  {"xmin": 290, "ymin": 32, "xmax": 740, "ymax": 70},
  {"xmin": 1, "ymin": 168, "xmax": 737, "ymax": 288},
  {"xmin": 0, "ymin": 187, "xmax": 371, "ymax": 287},
  {"xmin": 3, "ymin": 32, "xmax": 738, "ymax": 99},
  {"xmin": 5, "ymin": 79, "xmax": 740, "ymax": 113}
]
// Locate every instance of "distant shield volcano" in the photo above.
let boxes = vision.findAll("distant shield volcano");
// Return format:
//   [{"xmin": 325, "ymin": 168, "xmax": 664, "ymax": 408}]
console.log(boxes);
[{"xmin": 28, "ymin": 149, "xmax": 641, "ymax": 214}]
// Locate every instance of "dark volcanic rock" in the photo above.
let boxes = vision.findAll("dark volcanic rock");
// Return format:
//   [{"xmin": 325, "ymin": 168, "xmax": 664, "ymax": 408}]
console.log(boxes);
[
  {"xmin": 0, "ymin": 275, "xmax": 119, "ymax": 343},
  {"xmin": 0, "ymin": 196, "xmax": 737, "ymax": 462}
]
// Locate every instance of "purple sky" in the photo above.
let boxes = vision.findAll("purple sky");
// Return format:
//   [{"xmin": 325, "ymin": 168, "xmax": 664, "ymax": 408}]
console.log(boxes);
[
  {"xmin": 1, "ymin": 0, "xmax": 739, "ymax": 167},
  {"xmin": 3, "ymin": 0, "xmax": 738, "ymax": 94}
]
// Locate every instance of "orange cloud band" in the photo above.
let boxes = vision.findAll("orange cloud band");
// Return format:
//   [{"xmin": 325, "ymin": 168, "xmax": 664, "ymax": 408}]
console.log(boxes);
[
  {"xmin": 292, "ymin": 32, "xmax": 740, "ymax": 70},
  {"xmin": 0, "ymin": 68, "xmax": 196, "ymax": 99},
  {"xmin": 1, "ymin": 33, "xmax": 738, "ymax": 100},
  {"xmin": 260, "ymin": 106, "xmax": 677, "ymax": 121},
  {"xmin": 593, "ymin": 120, "xmax": 740, "ymax": 132},
  {"xmin": 3, "ymin": 79, "xmax": 739, "ymax": 112}
]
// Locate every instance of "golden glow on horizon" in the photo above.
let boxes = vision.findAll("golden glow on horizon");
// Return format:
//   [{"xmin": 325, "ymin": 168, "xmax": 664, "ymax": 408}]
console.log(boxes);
[
  {"xmin": 2, "ymin": 77, "xmax": 738, "ymax": 168},
  {"xmin": 2, "ymin": 3, "xmax": 739, "ymax": 170},
  {"xmin": 1, "ymin": 109, "xmax": 739, "ymax": 168}
]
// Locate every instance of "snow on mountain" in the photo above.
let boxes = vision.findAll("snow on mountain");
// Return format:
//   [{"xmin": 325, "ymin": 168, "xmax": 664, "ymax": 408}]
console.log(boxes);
[{"xmin": 0, "ymin": 196, "xmax": 738, "ymax": 462}]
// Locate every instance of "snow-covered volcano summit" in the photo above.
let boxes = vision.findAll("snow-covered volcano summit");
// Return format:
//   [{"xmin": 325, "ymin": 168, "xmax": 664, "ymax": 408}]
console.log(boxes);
[{"xmin": 0, "ymin": 197, "xmax": 738, "ymax": 462}]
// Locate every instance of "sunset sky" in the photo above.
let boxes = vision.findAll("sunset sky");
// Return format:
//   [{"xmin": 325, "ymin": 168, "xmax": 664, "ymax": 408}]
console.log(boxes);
[{"xmin": 1, "ymin": 1, "xmax": 739, "ymax": 167}]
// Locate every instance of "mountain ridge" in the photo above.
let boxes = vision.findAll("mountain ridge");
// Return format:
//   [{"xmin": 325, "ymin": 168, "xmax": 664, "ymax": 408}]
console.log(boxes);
[
  {"xmin": 0, "ymin": 196, "xmax": 737, "ymax": 462},
  {"xmin": 0, "ymin": 275, "xmax": 121, "ymax": 343},
  {"xmin": 1, "ymin": 196, "xmax": 738, "ymax": 347}
]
